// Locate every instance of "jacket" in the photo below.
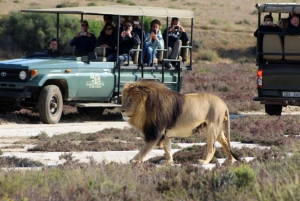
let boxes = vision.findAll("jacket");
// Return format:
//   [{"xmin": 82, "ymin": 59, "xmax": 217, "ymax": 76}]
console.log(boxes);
[
  {"xmin": 70, "ymin": 33, "xmax": 96, "ymax": 53},
  {"xmin": 163, "ymin": 27, "xmax": 189, "ymax": 48}
]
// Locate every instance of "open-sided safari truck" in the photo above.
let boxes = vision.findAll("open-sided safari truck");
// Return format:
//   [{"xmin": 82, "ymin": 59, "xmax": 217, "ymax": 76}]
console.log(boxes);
[
  {"xmin": 0, "ymin": 5, "xmax": 193, "ymax": 124},
  {"xmin": 253, "ymin": 3, "xmax": 300, "ymax": 115}
]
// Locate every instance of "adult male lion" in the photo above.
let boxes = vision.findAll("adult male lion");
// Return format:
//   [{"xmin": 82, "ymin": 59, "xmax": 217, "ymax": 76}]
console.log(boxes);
[{"xmin": 121, "ymin": 80, "xmax": 239, "ymax": 164}]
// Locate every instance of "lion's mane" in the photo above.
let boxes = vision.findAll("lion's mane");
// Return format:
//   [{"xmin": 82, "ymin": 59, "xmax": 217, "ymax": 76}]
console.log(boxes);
[{"xmin": 122, "ymin": 81, "xmax": 185, "ymax": 142}]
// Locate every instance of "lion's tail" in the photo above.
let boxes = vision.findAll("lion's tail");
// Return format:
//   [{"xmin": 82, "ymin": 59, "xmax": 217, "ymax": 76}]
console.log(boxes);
[{"xmin": 225, "ymin": 109, "xmax": 241, "ymax": 162}]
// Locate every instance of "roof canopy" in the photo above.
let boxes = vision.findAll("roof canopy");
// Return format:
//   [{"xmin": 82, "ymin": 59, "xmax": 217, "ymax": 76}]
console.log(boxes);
[
  {"xmin": 22, "ymin": 5, "xmax": 194, "ymax": 19},
  {"xmin": 256, "ymin": 3, "xmax": 300, "ymax": 14}
]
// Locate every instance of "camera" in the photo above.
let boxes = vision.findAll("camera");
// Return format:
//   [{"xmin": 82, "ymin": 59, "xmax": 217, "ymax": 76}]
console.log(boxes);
[
  {"xmin": 125, "ymin": 25, "xmax": 131, "ymax": 31},
  {"xmin": 151, "ymin": 30, "xmax": 157, "ymax": 34},
  {"xmin": 266, "ymin": 21, "xmax": 271, "ymax": 25},
  {"xmin": 80, "ymin": 31, "xmax": 86, "ymax": 36},
  {"xmin": 174, "ymin": 26, "xmax": 179, "ymax": 30}
]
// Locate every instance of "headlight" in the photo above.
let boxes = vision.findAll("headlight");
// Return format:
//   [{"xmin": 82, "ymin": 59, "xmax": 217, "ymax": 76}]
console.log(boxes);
[{"xmin": 19, "ymin": 71, "xmax": 27, "ymax": 80}]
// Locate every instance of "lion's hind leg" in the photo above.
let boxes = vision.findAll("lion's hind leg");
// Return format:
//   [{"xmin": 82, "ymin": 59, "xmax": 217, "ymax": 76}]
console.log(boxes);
[
  {"xmin": 199, "ymin": 125, "xmax": 217, "ymax": 165},
  {"xmin": 217, "ymin": 130, "xmax": 237, "ymax": 163}
]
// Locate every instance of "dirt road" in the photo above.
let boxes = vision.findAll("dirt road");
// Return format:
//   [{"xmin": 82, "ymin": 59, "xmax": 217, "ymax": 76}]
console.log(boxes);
[{"xmin": 0, "ymin": 121, "xmax": 130, "ymax": 137}]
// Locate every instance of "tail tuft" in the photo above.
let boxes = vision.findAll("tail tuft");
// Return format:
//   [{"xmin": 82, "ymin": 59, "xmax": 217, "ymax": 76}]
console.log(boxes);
[{"xmin": 231, "ymin": 150, "xmax": 241, "ymax": 162}]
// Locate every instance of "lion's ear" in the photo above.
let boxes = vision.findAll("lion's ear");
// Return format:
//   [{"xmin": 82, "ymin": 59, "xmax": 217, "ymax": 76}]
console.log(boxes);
[{"xmin": 124, "ymin": 83, "xmax": 137, "ymax": 90}]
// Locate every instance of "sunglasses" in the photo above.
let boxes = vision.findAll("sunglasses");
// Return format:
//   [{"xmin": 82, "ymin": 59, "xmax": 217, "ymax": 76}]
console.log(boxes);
[
  {"xmin": 106, "ymin": 28, "xmax": 112, "ymax": 30},
  {"xmin": 82, "ymin": 24, "xmax": 88, "ymax": 27},
  {"xmin": 123, "ymin": 24, "xmax": 132, "ymax": 27}
]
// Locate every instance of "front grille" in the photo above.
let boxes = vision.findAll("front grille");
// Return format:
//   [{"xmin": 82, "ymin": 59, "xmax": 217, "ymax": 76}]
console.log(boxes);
[{"xmin": 0, "ymin": 69, "xmax": 29, "ymax": 82}]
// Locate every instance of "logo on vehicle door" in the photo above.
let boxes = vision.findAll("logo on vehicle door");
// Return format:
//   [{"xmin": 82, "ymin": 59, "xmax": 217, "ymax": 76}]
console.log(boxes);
[
  {"xmin": 0, "ymin": 71, "xmax": 7, "ymax": 77},
  {"xmin": 86, "ymin": 73, "xmax": 105, "ymax": 88}
]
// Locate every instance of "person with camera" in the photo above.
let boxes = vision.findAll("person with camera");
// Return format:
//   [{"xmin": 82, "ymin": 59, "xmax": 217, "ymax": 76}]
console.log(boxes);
[
  {"xmin": 106, "ymin": 20, "xmax": 141, "ymax": 66},
  {"xmin": 42, "ymin": 38, "xmax": 63, "ymax": 57},
  {"xmin": 163, "ymin": 17, "xmax": 189, "ymax": 68},
  {"xmin": 254, "ymin": 15, "xmax": 281, "ymax": 37},
  {"xmin": 141, "ymin": 19, "xmax": 163, "ymax": 67},
  {"xmin": 130, "ymin": 16, "xmax": 145, "ymax": 42},
  {"xmin": 70, "ymin": 20, "xmax": 96, "ymax": 57},
  {"xmin": 96, "ymin": 22, "xmax": 116, "ymax": 57}
]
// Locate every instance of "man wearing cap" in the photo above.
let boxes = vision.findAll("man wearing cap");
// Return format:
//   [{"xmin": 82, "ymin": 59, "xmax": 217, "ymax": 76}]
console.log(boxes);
[
  {"xmin": 163, "ymin": 17, "xmax": 189, "ymax": 68},
  {"xmin": 70, "ymin": 20, "xmax": 96, "ymax": 57}
]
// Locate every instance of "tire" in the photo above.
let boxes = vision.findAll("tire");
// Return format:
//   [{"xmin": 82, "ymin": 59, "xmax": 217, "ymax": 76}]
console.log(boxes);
[
  {"xmin": 38, "ymin": 85, "xmax": 63, "ymax": 124},
  {"xmin": 76, "ymin": 107, "xmax": 105, "ymax": 116},
  {"xmin": 265, "ymin": 104, "xmax": 282, "ymax": 116}
]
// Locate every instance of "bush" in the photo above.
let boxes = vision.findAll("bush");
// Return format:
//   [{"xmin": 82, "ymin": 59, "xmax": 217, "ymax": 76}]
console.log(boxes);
[
  {"xmin": 234, "ymin": 164, "xmax": 256, "ymax": 188},
  {"xmin": 56, "ymin": 2, "xmax": 79, "ymax": 8},
  {"xmin": 0, "ymin": 11, "xmax": 103, "ymax": 53},
  {"xmin": 199, "ymin": 49, "xmax": 219, "ymax": 62}
]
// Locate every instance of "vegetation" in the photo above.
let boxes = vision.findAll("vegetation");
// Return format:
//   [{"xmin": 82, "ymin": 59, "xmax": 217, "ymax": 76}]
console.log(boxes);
[
  {"xmin": 1, "ymin": 0, "xmax": 300, "ymax": 200},
  {"xmin": 0, "ymin": 12, "xmax": 103, "ymax": 56}
]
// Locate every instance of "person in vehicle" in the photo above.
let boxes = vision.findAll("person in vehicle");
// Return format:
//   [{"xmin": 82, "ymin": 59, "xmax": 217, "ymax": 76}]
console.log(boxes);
[
  {"xmin": 104, "ymin": 15, "xmax": 113, "ymax": 24},
  {"xmin": 130, "ymin": 16, "xmax": 145, "ymax": 42},
  {"xmin": 96, "ymin": 22, "xmax": 116, "ymax": 57},
  {"xmin": 278, "ymin": 18, "xmax": 288, "ymax": 31},
  {"xmin": 70, "ymin": 20, "xmax": 96, "ymax": 57},
  {"xmin": 106, "ymin": 20, "xmax": 141, "ymax": 66},
  {"xmin": 163, "ymin": 17, "xmax": 189, "ymax": 68},
  {"xmin": 254, "ymin": 14, "xmax": 282, "ymax": 37},
  {"xmin": 141, "ymin": 19, "xmax": 163, "ymax": 67},
  {"xmin": 42, "ymin": 38, "xmax": 62, "ymax": 57},
  {"xmin": 286, "ymin": 15, "xmax": 300, "ymax": 34}
]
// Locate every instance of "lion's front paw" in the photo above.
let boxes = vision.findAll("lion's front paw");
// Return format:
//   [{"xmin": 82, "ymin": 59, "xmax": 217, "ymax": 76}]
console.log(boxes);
[
  {"xmin": 130, "ymin": 159, "xmax": 143, "ymax": 164},
  {"xmin": 159, "ymin": 160, "xmax": 173, "ymax": 165},
  {"xmin": 199, "ymin": 159, "xmax": 210, "ymax": 165}
]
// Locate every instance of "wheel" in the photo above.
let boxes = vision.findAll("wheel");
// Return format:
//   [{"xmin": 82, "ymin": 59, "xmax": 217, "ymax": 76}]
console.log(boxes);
[
  {"xmin": 38, "ymin": 85, "xmax": 63, "ymax": 124},
  {"xmin": 265, "ymin": 104, "xmax": 282, "ymax": 116},
  {"xmin": 76, "ymin": 107, "xmax": 105, "ymax": 116}
]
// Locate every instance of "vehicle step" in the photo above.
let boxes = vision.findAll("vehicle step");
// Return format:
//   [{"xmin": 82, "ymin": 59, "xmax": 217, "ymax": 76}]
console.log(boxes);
[{"xmin": 75, "ymin": 103, "xmax": 121, "ymax": 107}]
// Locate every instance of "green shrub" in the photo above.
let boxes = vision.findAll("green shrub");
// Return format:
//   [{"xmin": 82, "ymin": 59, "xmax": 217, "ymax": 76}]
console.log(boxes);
[
  {"xmin": 0, "ymin": 11, "xmax": 103, "ymax": 53},
  {"xmin": 198, "ymin": 49, "xmax": 219, "ymax": 62},
  {"xmin": 234, "ymin": 164, "xmax": 256, "ymax": 188},
  {"xmin": 209, "ymin": 19, "xmax": 218, "ymax": 25},
  {"xmin": 87, "ymin": 3, "xmax": 97, "ymax": 6},
  {"xmin": 56, "ymin": 2, "xmax": 79, "ymax": 8}
]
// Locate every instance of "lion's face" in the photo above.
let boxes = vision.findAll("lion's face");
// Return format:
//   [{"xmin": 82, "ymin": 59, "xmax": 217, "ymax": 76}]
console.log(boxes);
[{"xmin": 121, "ymin": 89, "xmax": 146, "ymax": 122}]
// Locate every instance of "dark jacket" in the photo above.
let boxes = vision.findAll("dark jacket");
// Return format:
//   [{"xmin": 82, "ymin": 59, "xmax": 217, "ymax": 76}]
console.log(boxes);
[
  {"xmin": 254, "ymin": 24, "xmax": 282, "ymax": 37},
  {"xmin": 42, "ymin": 49, "xmax": 62, "ymax": 57},
  {"xmin": 163, "ymin": 27, "xmax": 189, "ymax": 48},
  {"xmin": 70, "ymin": 34, "xmax": 96, "ymax": 54},
  {"xmin": 116, "ymin": 31, "xmax": 141, "ymax": 56},
  {"xmin": 286, "ymin": 24, "xmax": 300, "ymax": 35},
  {"xmin": 133, "ymin": 26, "xmax": 146, "ymax": 42},
  {"xmin": 96, "ymin": 31, "xmax": 116, "ymax": 56}
]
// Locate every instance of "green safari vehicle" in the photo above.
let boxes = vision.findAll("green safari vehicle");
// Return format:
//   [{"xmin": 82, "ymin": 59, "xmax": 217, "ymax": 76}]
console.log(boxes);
[{"xmin": 0, "ymin": 5, "xmax": 194, "ymax": 124}]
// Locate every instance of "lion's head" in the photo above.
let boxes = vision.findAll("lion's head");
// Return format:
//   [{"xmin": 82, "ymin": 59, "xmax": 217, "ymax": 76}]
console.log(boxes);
[{"xmin": 121, "ymin": 80, "xmax": 185, "ymax": 142}]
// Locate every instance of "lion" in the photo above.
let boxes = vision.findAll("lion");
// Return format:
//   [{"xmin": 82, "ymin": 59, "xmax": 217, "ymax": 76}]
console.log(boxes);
[{"xmin": 121, "ymin": 80, "xmax": 240, "ymax": 165}]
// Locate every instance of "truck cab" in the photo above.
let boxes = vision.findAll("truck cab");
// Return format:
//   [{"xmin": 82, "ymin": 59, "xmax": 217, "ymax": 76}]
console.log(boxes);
[
  {"xmin": 0, "ymin": 5, "xmax": 194, "ymax": 124},
  {"xmin": 253, "ymin": 3, "xmax": 300, "ymax": 115}
]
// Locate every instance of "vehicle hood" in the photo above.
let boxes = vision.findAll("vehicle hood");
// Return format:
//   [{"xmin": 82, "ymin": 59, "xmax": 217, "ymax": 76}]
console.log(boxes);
[{"xmin": 0, "ymin": 58, "xmax": 78, "ymax": 68}]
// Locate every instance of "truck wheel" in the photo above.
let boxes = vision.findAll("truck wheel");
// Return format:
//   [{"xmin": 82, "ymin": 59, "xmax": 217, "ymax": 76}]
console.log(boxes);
[
  {"xmin": 38, "ymin": 85, "xmax": 63, "ymax": 124},
  {"xmin": 76, "ymin": 107, "xmax": 105, "ymax": 116},
  {"xmin": 265, "ymin": 104, "xmax": 282, "ymax": 116}
]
